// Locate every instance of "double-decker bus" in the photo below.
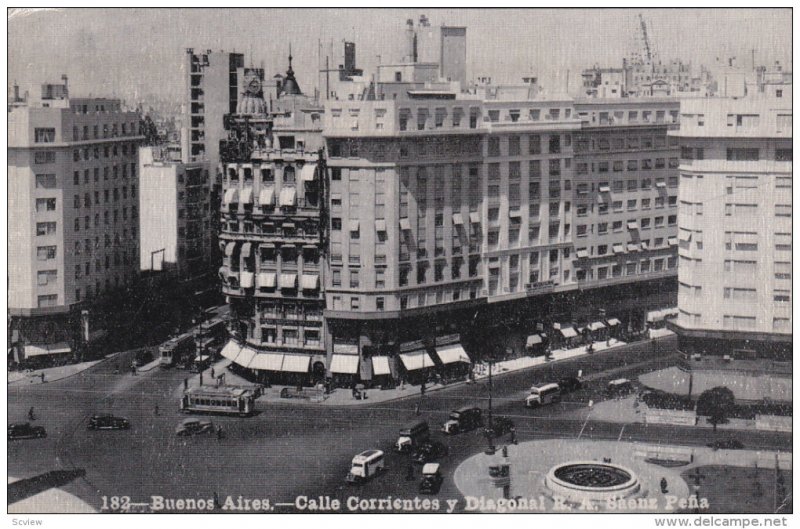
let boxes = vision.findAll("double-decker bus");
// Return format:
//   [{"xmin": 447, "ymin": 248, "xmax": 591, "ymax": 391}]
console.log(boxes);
[
  {"xmin": 159, "ymin": 332, "xmax": 196, "ymax": 368},
  {"xmin": 180, "ymin": 385, "xmax": 256, "ymax": 416}
]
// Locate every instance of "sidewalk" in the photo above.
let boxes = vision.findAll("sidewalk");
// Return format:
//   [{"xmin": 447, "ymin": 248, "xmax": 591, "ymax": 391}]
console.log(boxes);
[
  {"xmin": 8, "ymin": 359, "xmax": 106, "ymax": 386},
  {"xmin": 8, "ymin": 477, "xmax": 96, "ymax": 514},
  {"xmin": 180, "ymin": 337, "xmax": 630, "ymax": 406}
]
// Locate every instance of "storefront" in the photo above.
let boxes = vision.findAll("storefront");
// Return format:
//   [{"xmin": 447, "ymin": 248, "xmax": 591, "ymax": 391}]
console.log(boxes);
[
  {"xmin": 398, "ymin": 345, "xmax": 436, "ymax": 385},
  {"xmin": 433, "ymin": 342, "xmax": 471, "ymax": 381},
  {"xmin": 330, "ymin": 353, "xmax": 359, "ymax": 387}
]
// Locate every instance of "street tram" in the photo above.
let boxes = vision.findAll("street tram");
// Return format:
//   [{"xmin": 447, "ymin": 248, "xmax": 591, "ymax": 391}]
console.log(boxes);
[
  {"xmin": 180, "ymin": 386, "xmax": 256, "ymax": 416},
  {"xmin": 159, "ymin": 332, "xmax": 196, "ymax": 368},
  {"xmin": 195, "ymin": 316, "xmax": 226, "ymax": 356}
]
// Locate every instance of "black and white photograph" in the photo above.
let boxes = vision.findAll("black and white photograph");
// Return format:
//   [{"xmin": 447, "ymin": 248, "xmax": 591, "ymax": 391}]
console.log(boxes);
[{"xmin": 5, "ymin": 6, "xmax": 794, "ymax": 522}]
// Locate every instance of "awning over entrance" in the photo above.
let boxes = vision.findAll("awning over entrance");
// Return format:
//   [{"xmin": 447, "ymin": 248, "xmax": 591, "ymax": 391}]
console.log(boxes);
[
  {"xmin": 249, "ymin": 353, "xmax": 284, "ymax": 371},
  {"xmin": 220, "ymin": 340, "xmax": 242, "ymax": 361},
  {"xmin": 588, "ymin": 321, "xmax": 607, "ymax": 331},
  {"xmin": 300, "ymin": 164, "xmax": 317, "ymax": 182},
  {"xmin": 24, "ymin": 343, "xmax": 72, "ymax": 358},
  {"xmin": 234, "ymin": 346, "xmax": 257, "ymax": 368},
  {"xmin": 282, "ymin": 355, "xmax": 310, "ymax": 373},
  {"xmin": 606, "ymin": 318, "xmax": 621, "ymax": 326},
  {"xmin": 399, "ymin": 350, "xmax": 435, "ymax": 371},
  {"xmin": 526, "ymin": 334, "xmax": 543, "ymax": 347},
  {"xmin": 372, "ymin": 356, "xmax": 391, "ymax": 376},
  {"xmin": 330, "ymin": 354, "xmax": 360, "ymax": 374},
  {"xmin": 257, "ymin": 272, "xmax": 276, "ymax": 288},
  {"xmin": 259, "ymin": 187, "xmax": 275, "ymax": 206},
  {"xmin": 435, "ymin": 344, "xmax": 471, "ymax": 365},
  {"xmin": 559, "ymin": 326, "xmax": 578, "ymax": 339}
]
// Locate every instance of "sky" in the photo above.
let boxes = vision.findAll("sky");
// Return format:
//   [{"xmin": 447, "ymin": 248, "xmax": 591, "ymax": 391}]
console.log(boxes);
[{"xmin": 7, "ymin": 8, "xmax": 792, "ymax": 104}]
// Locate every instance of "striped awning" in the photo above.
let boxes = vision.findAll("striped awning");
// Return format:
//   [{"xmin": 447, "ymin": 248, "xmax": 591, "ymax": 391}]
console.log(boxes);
[{"xmin": 234, "ymin": 346, "xmax": 257, "ymax": 368}]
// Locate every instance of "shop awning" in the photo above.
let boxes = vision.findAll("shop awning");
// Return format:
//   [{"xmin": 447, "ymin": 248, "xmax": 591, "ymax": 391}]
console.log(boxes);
[
  {"xmin": 627, "ymin": 243, "xmax": 640, "ymax": 252},
  {"xmin": 612, "ymin": 243, "xmax": 625, "ymax": 254},
  {"xmin": 249, "ymin": 353, "xmax": 284, "ymax": 371},
  {"xmin": 223, "ymin": 188, "xmax": 239, "ymax": 205},
  {"xmin": 279, "ymin": 273, "xmax": 297, "ymax": 289},
  {"xmin": 372, "ymin": 356, "xmax": 391, "ymax": 376},
  {"xmin": 526, "ymin": 334, "xmax": 543, "ymax": 347},
  {"xmin": 224, "ymin": 242, "xmax": 236, "ymax": 256},
  {"xmin": 400, "ymin": 218, "xmax": 411, "ymax": 231},
  {"xmin": 300, "ymin": 164, "xmax": 317, "ymax": 182},
  {"xmin": 679, "ymin": 230, "xmax": 692, "ymax": 242},
  {"xmin": 279, "ymin": 187, "xmax": 297, "ymax": 206},
  {"xmin": 668, "ymin": 237, "xmax": 678, "ymax": 247},
  {"xmin": 258, "ymin": 187, "xmax": 275, "ymax": 206},
  {"xmin": 24, "ymin": 343, "xmax": 72, "ymax": 358},
  {"xmin": 576, "ymin": 249, "xmax": 589, "ymax": 259},
  {"xmin": 452, "ymin": 213, "xmax": 464, "ymax": 225},
  {"xmin": 240, "ymin": 187, "xmax": 254, "ymax": 204},
  {"xmin": 239, "ymin": 271, "xmax": 254, "ymax": 288},
  {"xmin": 234, "ymin": 346, "xmax": 257, "ymax": 368},
  {"xmin": 559, "ymin": 326, "xmax": 578, "ymax": 338},
  {"xmin": 375, "ymin": 219, "xmax": 386, "ymax": 232},
  {"xmin": 646, "ymin": 310, "xmax": 665, "ymax": 323},
  {"xmin": 606, "ymin": 318, "xmax": 621, "ymax": 326},
  {"xmin": 349, "ymin": 220, "xmax": 360, "ymax": 232},
  {"xmin": 257, "ymin": 272, "xmax": 276, "ymax": 288},
  {"xmin": 627, "ymin": 221, "xmax": 638, "ymax": 230},
  {"xmin": 301, "ymin": 274, "xmax": 320, "ymax": 290},
  {"xmin": 588, "ymin": 321, "xmax": 607, "ymax": 331},
  {"xmin": 220, "ymin": 340, "xmax": 242, "ymax": 361},
  {"xmin": 330, "ymin": 354, "xmax": 360, "ymax": 374},
  {"xmin": 469, "ymin": 212, "xmax": 481, "ymax": 224},
  {"xmin": 435, "ymin": 343, "xmax": 471, "ymax": 364},
  {"xmin": 241, "ymin": 242, "xmax": 253, "ymax": 256},
  {"xmin": 399, "ymin": 350, "xmax": 435, "ymax": 371},
  {"xmin": 281, "ymin": 355, "xmax": 310, "ymax": 373}
]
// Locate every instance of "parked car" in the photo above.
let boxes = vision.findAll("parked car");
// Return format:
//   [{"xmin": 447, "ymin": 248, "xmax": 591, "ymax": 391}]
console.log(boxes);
[
  {"xmin": 411, "ymin": 440, "xmax": 449, "ymax": 465},
  {"xmin": 8, "ymin": 423, "xmax": 46, "ymax": 440},
  {"xmin": 485, "ymin": 416, "xmax": 515, "ymax": 438},
  {"xmin": 707, "ymin": 438, "xmax": 744, "ymax": 450},
  {"xmin": 558, "ymin": 376, "xmax": 583, "ymax": 394},
  {"xmin": 175, "ymin": 418, "xmax": 214, "ymax": 436},
  {"xmin": 88, "ymin": 414, "xmax": 130, "ymax": 430},
  {"xmin": 419, "ymin": 463, "xmax": 444, "ymax": 495}
]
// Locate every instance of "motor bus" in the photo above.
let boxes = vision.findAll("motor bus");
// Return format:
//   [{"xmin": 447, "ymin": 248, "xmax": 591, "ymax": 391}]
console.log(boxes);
[
  {"xmin": 345, "ymin": 450, "xmax": 385, "ymax": 484},
  {"xmin": 159, "ymin": 333, "xmax": 196, "ymax": 368},
  {"xmin": 195, "ymin": 317, "xmax": 227, "ymax": 356},
  {"xmin": 180, "ymin": 385, "xmax": 256, "ymax": 416},
  {"xmin": 525, "ymin": 382, "xmax": 562, "ymax": 408}
]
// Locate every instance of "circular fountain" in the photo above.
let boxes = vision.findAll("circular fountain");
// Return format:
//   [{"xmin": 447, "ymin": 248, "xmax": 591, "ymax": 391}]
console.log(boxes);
[{"xmin": 545, "ymin": 461, "xmax": 641, "ymax": 503}]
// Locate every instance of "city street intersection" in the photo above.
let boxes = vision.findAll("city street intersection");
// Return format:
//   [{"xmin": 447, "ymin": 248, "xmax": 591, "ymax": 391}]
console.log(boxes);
[{"xmin": 7, "ymin": 336, "xmax": 791, "ymax": 514}]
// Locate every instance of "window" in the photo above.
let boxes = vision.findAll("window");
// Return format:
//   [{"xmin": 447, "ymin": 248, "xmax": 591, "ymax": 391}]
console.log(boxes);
[
  {"xmin": 34, "ymin": 128, "xmax": 56, "ymax": 143},
  {"xmin": 529, "ymin": 160, "xmax": 541, "ymax": 178},
  {"xmin": 548, "ymin": 135, "xmax": 561, "ymax": 154},
  {"xmin": 349, "ymin": 270, "xmax": 360, "ymax": 288},
  {"xmin": 627, "ymin": 199, "xmax": 637, "ymax": 211},
  {"xmin": 775, "ymin": 204, "xmax": 791, "ymax": 218},
  {"xmin": 37, "ymin": 294, "xmax": 58, "ymax": 307},
  {"xmin": 488, "ymin": 137, "xmax": 500, "ymax": 157},
  {"xmin": 726, "ymin": 148, "xmax": 759, "ymax": 161},
  {"xmin": 36, "ymin": 222, "xmax": 57, "ymax": 236},
  {"xmin": 508, "ymin": 135, "xmax": 521, "ymax": 156},
  {"xmin": 774, "ymin": 262, "xmax": 791, "ymax": 280},
  {"xmin": 331, "ymin": 218, "xmax": 342, "ymax": 231}
]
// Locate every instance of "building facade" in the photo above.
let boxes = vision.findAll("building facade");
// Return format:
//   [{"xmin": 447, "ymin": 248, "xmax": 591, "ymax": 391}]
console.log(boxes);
[
  {"xmin": 138, "ymin": 146, "xmax": 213, "ymax": 279},
  {"xmin": 669, "ymin": 91, "xmax": 792, "ymax": 359},
  {"xmin": 8, "ymin": 80, "xmax": 143, "ymax": 359}
]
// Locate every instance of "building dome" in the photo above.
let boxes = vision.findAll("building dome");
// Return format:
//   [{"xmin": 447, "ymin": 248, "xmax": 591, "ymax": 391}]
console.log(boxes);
[
  {"xmin": 237, "ymin": 93, "xmax": 267, "ymax": 115},
  {"xmin": 279, "ymin": 51, "xmax": 302, "ymax": 97}
]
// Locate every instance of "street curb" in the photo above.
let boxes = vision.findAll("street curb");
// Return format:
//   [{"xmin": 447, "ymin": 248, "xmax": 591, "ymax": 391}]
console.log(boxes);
[
  {"xmin": 253, "ymin": 335, "xmax": 676, "ymax": 408},
  {"xmin": 7, "ymin": 355, "xmax": 117, "ymax": 386}
]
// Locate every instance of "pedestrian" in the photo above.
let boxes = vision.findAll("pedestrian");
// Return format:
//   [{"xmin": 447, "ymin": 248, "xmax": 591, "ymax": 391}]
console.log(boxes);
[
  {"xmin": 210, "ymin": 367, "xmax": 215, "ymax": 379},
  {"xmin": 414, "ymin": 403, "xmax": 421, "ymax": 416},
  {"xmin": 651, "ymin": 337, "xmax": 657, "ymax": 353},
  {"xmin": 40, "ymin": 373, "xmax": 45, "ymax": 383},
  {"xmin": 420, "ymin": 383, "xmax": 426, "ymax": 396},
  {"xmin": 216, "ymin": 425, "xmax": 223, "ymax": 440},
  {"xmin": 184, "ymin": 378, "xmax": 188, "ymax": 390},
  {"xmin": 510, "ymin": 426, "xmax": 517, "ymax": 445},
  {"xmin": 154, "ymin": 404, "xmax": 159, "ymax": 416},
  {"xmin": 607, "ymin": 337, "xmax": 611, "ymax": 347},
  {"xmin": 131, "ymin": 365, "xmax": 137, "ymax": 376},
  {"xmin": 213, "ymin": 492, "xmax": 220, "ymax": 509},
  {"xmin": 28, "ymin": 407, "xmax": 36, "ymax": 421}
]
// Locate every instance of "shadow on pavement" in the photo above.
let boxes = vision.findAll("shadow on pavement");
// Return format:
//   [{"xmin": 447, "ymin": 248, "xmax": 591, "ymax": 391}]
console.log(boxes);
[{"xmin": 8, "ymin": 469, "xmax": 87, "ymax": 505}]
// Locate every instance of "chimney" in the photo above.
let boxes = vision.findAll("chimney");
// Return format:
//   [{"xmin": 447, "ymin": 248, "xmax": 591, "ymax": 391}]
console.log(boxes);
[
  {"xmin": 61, "ymin": 74, "xmax": 69, "ymax": 97},
  {"xmin": 405, "ymin": 19, "xmax": 416, "ymax": 63},
  {"xmin": 13, "ymin": 81, "xmax": 19, "ymax": 101}
]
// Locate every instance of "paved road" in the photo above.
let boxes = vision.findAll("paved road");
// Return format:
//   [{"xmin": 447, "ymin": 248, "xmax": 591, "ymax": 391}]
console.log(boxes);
[{"xmin": 7, "ymin": 335, "xmax": 791, "ymax": 514}]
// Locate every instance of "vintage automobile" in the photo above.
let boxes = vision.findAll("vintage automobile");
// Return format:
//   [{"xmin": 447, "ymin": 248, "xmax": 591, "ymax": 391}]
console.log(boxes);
[
  {"xmin": 411, "ymin": 440, "xmax": 448, "ymax": 465},
  {"xmin": 484, "ymin": 416, "xmax": 515, "ymax": 438},
  {"xmin": 88, "ymin": 414, "xmax": 131, "ymax": 430},
  {"xmin": 345, "ymin": 449, "xmax": 385, "ymax": 484},
  {"xmin": 175, "ymin": 418, "xmax": 215, "ymax": 436},
  {"xmin": 442, "ymin": 406, "xmax": 483, "ymax": 435},
  {"xmin": 419, "ymin": 463, "xmax": 444, "ymax": 495},
  {"xmin": 558, "ymin": 376, "xmax": 583, "ymax": 394},
  {"xmin": 8, "ymin": 423, "xmax": 47, "ymax": 440}
]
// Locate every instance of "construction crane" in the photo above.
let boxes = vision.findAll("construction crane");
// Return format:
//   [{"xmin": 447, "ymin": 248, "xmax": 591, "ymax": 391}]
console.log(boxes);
[{"xmin": 638, "ymin": 13, "xmax": 654, "ymax": 64}]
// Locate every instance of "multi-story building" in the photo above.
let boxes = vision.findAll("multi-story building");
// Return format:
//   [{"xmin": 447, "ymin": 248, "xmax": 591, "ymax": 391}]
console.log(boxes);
[
  {"xmin": 572, "ymin": 98, "xmax": 681, "ymax": 329},
  {"xmin": 8, "ymin": 78, "xmax": 143, "ymax": 361},
  {"xmin": 182, "ymin": 48, "xmax": 244, "ymax": 166},
  {"xmin": 217, "ymin": 60, "xmax": 329, "ymax": 385},
  {"xmin": 138, "ymin": 146, "xmax": 213, "ymax": 279},
  {"xmin": 669, "ymin": 89, "xmax": 792, "ymax": 359}
]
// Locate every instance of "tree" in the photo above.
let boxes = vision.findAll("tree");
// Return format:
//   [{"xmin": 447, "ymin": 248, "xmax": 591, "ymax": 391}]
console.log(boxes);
[{"xmin": 696, "ymin": 386, "xmax": 735, "ymax": 431}]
